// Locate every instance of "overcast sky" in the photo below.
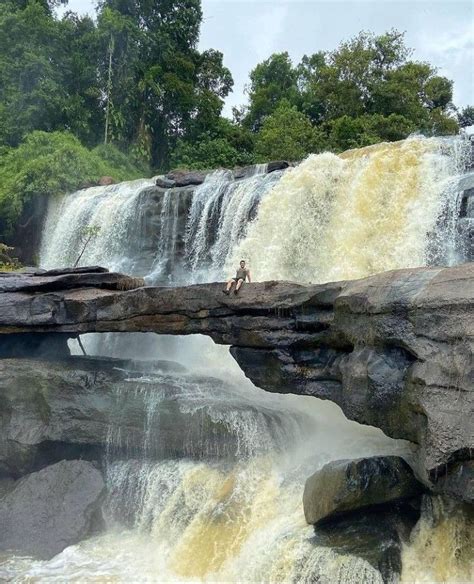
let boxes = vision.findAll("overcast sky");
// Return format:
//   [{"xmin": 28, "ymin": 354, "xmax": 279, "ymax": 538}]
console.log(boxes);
[{"xmin": 61, "ymin": 0, "xmax": 473, "ymax": 116}]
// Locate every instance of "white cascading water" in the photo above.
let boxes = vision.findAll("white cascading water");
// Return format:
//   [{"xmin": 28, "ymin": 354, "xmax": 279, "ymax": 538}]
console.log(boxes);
[
  {"xmin": 4, "ymin": 137, "xmax": 471, "ymax": 582},
  {"xmin": 231, "ymin": 137, "xmax": 469, "ymax": 283}
]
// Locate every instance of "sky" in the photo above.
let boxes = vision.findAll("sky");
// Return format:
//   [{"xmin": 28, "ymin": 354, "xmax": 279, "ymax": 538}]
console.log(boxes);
[{"xmin": 61, "ymin": 0, "xmax": 473, "ymax": 117}]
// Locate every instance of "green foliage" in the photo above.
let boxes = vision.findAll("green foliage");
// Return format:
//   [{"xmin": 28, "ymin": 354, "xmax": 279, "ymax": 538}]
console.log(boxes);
[
  {"xmin": 0, "ymin": 0, "xmax": 464, "ymax": 192},
  {"xmin": 0, "ymin": 131, "xmax": 143, "ymax": 237},
  {"xmin": 96, "ymin": 0, "xmax": 233, "ymax": 169},
  {"xmin": 0, "ymin": 242, "xmax": 21, "ymax": 271},
  {"xmin": 0, "ymin": 1, "xmax": 103, "ymax": 148},
  {"xmin": 170, "ymin": 119, "xmax": 255, "ymax": 170},
  {"xmin": 245, "ymin": 52, "xmax": 299, "ymax": 131},
  {"xmin": 458, "ymin": 106, "xmax": 474, "ymax": 129},
  {"xmin": 245, "ymin": 30, "xmax": 458, "ymax": 157},
  {"xmin": 255, "ymin": 101, "xmax": 323, "ymax": 162}
]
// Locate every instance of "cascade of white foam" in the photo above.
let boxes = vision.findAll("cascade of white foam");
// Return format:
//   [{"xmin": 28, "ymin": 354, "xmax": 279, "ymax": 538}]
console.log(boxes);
[
  {"xmin": 41, "ymin": 178, "xmax": 156, "ymax": 274},
  {"xmin": 5, "ymin": 364, "xmax": 411, "ymax": 582},
  {"xmin": 40, "ymin": 164, "xmax": 282, "ymax": 285},
  {"xmin": 184, "ymin": 165, "xmax": 281, "ymax": 281},
  {"xmin": 148, "ymin": 189, "xmax": 181, "ymax": 280},
  {"xmin": 231, "ymin": 137, "xmax": 470, "ymax": 284}
]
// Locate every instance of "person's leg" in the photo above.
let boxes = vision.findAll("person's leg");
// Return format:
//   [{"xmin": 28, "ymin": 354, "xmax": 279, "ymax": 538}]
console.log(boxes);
[
  {"xmin": 234, "ymin": 278, "xmax": 244, "ymax": 293},
  {"xmin": 223, "ymin": 279, "xmax": 234, "ymax": 294}
]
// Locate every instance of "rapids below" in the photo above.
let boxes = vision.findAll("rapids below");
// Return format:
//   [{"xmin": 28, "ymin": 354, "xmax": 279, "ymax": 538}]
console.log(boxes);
[{"xmin": 1, "ymin": 340, "xmax": 415, "ymax": 583}]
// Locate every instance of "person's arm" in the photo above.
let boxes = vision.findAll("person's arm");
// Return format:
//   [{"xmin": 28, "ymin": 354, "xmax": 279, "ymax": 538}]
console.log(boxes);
[{"xmin": 247, "ymin": 270, "xmax": 251, "ymax": 283}]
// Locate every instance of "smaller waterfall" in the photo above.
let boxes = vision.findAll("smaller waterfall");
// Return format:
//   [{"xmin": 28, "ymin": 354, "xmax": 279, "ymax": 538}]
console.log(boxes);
[
  {"xmin": 4, "ymin": 353, "xmax": 413, "ymax": 582},
  {"xmin": 41, "ymin": 178, "xmax": 156, "ymax": 274},
  {"xmin": 184, "ymin": 165, "xmax": 281, "ymax": 281},
  {"xmin": 148, "ymin": 189, "xmax": 181, "ymax": 281},
  {"xmin": 40, "ymin": 164, "xmax": 282, "ymax": 285}
]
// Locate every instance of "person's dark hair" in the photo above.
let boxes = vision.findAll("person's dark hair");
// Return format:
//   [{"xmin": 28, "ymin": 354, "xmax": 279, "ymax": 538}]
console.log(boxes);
[{"xmin": 240, "ymin": 260, "xmax": 245, "ymax": 264}]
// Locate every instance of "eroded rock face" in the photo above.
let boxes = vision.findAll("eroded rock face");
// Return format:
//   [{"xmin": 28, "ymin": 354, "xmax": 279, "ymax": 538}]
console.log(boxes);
[
  {"xmin": 303, "ymin": 456, "xmax": 423, "ymax": 525},
  {"xmin": 0, "ymin": 460, "xmax": 105, "ymax": 559},
  {"xmin": 0, "ymin": 264, "xmax": 472, "ymax": 500},
  {"xmin": 0, "ymin": 356, "xmax": 270, "ymax": 477}
]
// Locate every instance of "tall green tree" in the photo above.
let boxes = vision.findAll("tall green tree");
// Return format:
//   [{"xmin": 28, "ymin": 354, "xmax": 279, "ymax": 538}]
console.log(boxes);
[
  {"xmin": 458, "ymin": 106, "xmax": 474, "ymax": 128},
  {"xmin": 254, "ymin": 101, "xmax": 322, "ymax": 162},
  {"xmin": 0, "ymin": 0, "xmax": 102, "ymax": 147},
  {"xmin": 244, "ymin": 52, "xmax": 299, "ymax": 131},
  {"xmin": 96, "ymin": 0, "xmax": 233, "ymax": 170}
]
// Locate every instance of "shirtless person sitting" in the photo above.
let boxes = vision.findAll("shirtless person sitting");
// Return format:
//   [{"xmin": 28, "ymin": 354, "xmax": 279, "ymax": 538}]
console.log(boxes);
[{"xmin": 223, "ymin": 260, "xmax": 251, "ymax": 295}]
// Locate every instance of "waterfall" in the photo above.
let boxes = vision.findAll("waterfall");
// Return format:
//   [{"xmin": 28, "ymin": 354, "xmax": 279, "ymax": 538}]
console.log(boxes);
[
  {"xmin": 6, "ymin": 361, "xmax": 411, "ymax": 582},
  {"xmin": 183, "ymin": 164, "xmax": 280, "ymax": 282},
  {"xmin": 40, "ymin": 137, "xmax": 469, "ymax": 286},
  {"xmin": 11, "ymin": 136, "xmax": 469, "ymax": 582},
  {"xmin": 231, "ymin": 137, "xmax": 470, "ymax": 284},
  {"xmin": 40, "ymin": 164, "xmax": 281, "ymax": 284},
  {"xmin": 401, "ymin": 496, "xmax": 473, "ymax": 583},
  {"xmin": 40, "ymin": 178, "xmax": 156, "ymax": 274}
]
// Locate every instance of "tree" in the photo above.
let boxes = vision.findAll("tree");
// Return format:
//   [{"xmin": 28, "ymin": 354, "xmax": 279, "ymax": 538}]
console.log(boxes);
[
  {"xmin": 170, "ymin": 118, "xmax": 255, "ymax": 170},
  {"xmin": 244, "ymin": 30, "xmax": 458, "ymax": 156},
  {"xmin": 8, "ymin": 0, "xmax": 67, "ymax": 13},
  {"xmin": 0, "ymin": 1, "xmax": 102, "ymax": 148},
  {"xmin": 458, "ymin": 106, "xmax": 474, "ymax": 129},
  {"xmin": 244, "ymin": 52, "xmax": 299, "ymax": 131},
  {"xmin": 327, "ymin": 113, "xmax": 416, "ymax": 151},
  {"xmin": 74, "ymin": 225, "xmax": 101, "ymax": 268},
  {"xmin": 96, "ymin": 0, "xmax": 233, "ymax": 170},
  {"xmin": 0, "ymin": 131, "xmax": 143, "ymax": 238},
  {"xmin": 254, "ymin": 101, "xmax": 322, "ymax": 162},
  {"xmin": 0, "ymin": 1, "xmax": 67, "ymax": 146}
]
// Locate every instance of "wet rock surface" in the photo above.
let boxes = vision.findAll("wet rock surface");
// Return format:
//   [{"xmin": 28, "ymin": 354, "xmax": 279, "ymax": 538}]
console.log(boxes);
[
  {"xmin": 0, "ymin": 356, "xmax": 268, "ymax": 478},
  {"xmin": 303, "ymin": 456, "xmax": 423, "ymax": 525},
  {"xmin": 0, "ymin": 460, "xmax": 105, "ymax": 559},
  {"xmin": 0, "ymin": 263, "xmax": 472, "ymax": 501},
  {"xmin": 311, "ymin": 501, "xmax": 421, "ymax": 584}
]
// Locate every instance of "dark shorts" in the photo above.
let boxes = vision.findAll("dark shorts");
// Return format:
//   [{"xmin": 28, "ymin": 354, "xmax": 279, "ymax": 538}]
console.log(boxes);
[{"xmin": 232, "ymin": 277, "xmax": 244, "ymax": 282}]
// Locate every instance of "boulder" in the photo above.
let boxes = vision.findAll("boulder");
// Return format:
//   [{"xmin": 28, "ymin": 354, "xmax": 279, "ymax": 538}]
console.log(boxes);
[
  {"xmin": 98, "ymin": 176, "xmax": 116, "ymax": 186},
  {"xmin": 303, "ymin": 456, "xmax": 424, "ymax": 525},
  {"xmin": 165, "ymin": 169, "xmax": 207, "ymax": 187},
  {"xmin": 155, "ymin": 176, "xmax": 176, "ymax": 189},
  {"xmin": 267, "ymin": 160, "xmax": 290, "ymax": 173},
  {"xmin": 432, "ymin": 461, "xmax": 474, "ymax": 503},
  {"xmin": 311, "ymin": 501, "xmax": 420, "ymax": 584},
  {"xmin": 0, "ymin": 460, "xmax": 105, "ymax": 559}
]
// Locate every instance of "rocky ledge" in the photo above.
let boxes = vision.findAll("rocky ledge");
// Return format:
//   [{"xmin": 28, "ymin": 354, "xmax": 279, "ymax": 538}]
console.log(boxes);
[{"xmin": 0, "ymin": 264, "xmax": 473, "ymax": 501}]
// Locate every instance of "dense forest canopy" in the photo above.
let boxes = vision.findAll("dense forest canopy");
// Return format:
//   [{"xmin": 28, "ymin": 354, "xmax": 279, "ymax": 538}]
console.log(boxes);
[{"xmin": 0, "ymin": 0, "xmax": 471, "ymax": 238}]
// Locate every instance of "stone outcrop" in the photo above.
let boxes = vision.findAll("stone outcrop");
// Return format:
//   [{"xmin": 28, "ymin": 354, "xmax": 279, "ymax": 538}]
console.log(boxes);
[
  {"xmin": 0, "ymin": 356, "xmax": 263, "ymax": 478},
  {"xmin": 0, "ymin": 460, "xmax": 105, "ymax": 559},
  {"xmin": 0, "ymin": 264, "xmax": 473, "ymax": 501},
  {"xmin": 312, "ymin": 501, "xmax": 420, "ymax": 584},
  {"xmin": 98, "ymin": 176, "xmax": 116, "ymax": 186},
  {"xmin": 303, "ymin": 456, "xmax": 423, "ymax": 525},
  {"xmin": 155, "ymin": 161, "xmax": 290, "ymax": 189}
]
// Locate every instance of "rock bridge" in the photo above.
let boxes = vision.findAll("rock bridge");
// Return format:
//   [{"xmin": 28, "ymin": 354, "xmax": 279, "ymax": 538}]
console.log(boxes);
[{"xmin": 0, "ymin": 264, "xmax": 473, "ymax": 501}]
